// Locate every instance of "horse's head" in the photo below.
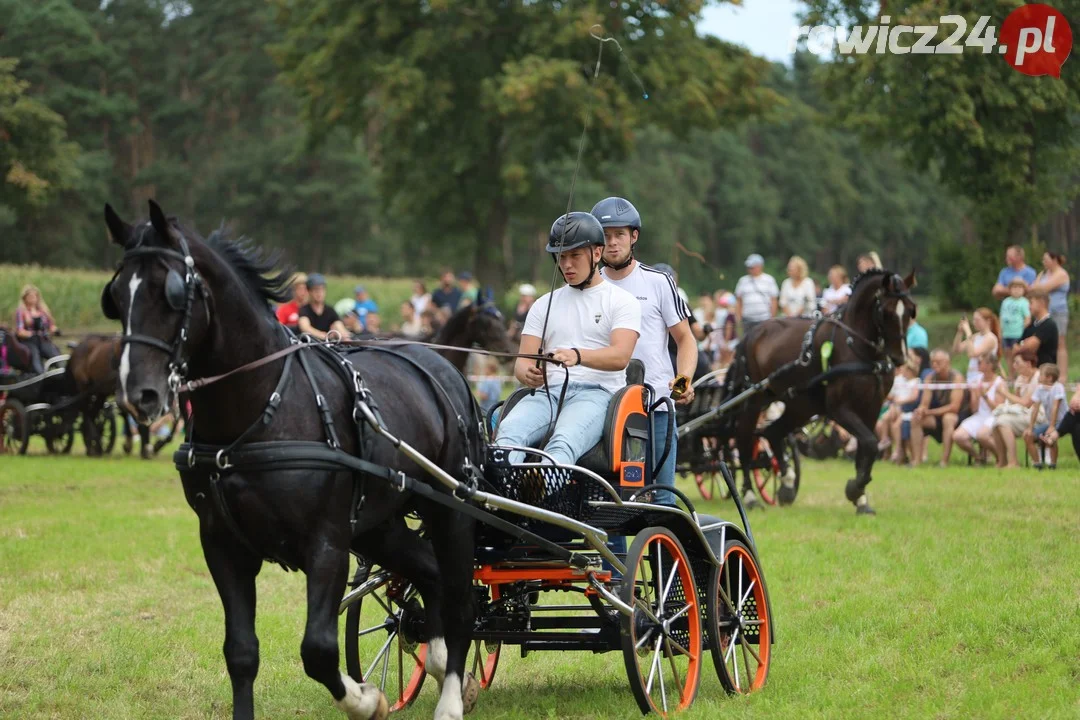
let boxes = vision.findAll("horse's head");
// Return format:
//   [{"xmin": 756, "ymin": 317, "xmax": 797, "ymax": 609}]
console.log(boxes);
[
  {"xmin": 464, "ymin": 298, "xmax": 515, "ymax": 355},
  {"xmin": 100, "ymin": 199, "xmax": 212, "ymax": 423},
  {"xmin": 847, "ymin": 269, "xmax": 918, "ymax": 366}
]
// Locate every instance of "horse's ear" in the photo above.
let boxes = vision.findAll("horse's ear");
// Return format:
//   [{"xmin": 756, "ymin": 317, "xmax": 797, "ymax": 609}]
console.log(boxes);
[
  {"xmin": 148, "ymin": 199, "xmax": 171, "ymax": 240},
  {"xmin": 903, "ymin": 270, "xmax": 917, "ymax": 290},
  {"xmin": 104, "ymin": 204, "xmax": 132, "ymax": 246}
]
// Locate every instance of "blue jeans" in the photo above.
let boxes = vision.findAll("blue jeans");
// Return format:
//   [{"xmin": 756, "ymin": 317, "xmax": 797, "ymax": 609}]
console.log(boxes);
[{"xmin": 495, "ymin": 383, "xmax": 613, "ymax": 465}]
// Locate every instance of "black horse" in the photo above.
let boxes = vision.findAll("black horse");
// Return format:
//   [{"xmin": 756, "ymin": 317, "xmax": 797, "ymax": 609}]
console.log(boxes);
[
  {"xmin": 724, "ymin": 269, "xmax": 917, "ymax": 514},
  {"xmin": 428, "ymin": 299, "xmax": 514, "ymax": 373},
  {"xmin": 102, "ymin": 200, "xmax": 483, "ymax": 720}
]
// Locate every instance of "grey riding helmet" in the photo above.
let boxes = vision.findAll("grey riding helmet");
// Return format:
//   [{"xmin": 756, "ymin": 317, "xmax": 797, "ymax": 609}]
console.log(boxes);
[
  {"xmin": 590, "ymin": 197, "xmax": 641, "ymax": 230},
  {"xmin": 546, "ymin": 212, "xmax": 606, "ymax": 254}
]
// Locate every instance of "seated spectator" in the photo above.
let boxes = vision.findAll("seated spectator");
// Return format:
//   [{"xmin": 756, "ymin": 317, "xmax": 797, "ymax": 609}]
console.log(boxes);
[
  {"xmin": 364, "ymin": 312, "xmax": 382, "ymax": 335},
  {"xmin": 953, "ymin": 353, "xmax": 1006, "ymax": 465},
  {"xmin": 342, "ymin": 311, "xmax": 365, "ymax": 337},
  {"xmin": 399, "ymin": 301, "xmax": 424, "ymax": 338},
  {"xmin": 821, "ymin": 265, "xmax": 851, "ymax": 315},
  {"xmin": 431, "ymin": 268, "xmax": 463, "ymax": 312},
  {"xmin": 999, "ymin": 277, "xmax": 1030, "ymax": 354},
  {"xmin": 297, "ymin": 274, "xmax": 348, "ymax": 340},
  {"xmin": 14, "ymin": 284, "xmax": 60, "ymax": 374},
  {"xmin": 1042, "ymin": 382, "xmax": 1080, "ymax": 463},
  {"xmin": 987, "ymin": 351, "xmax": 1040, "ymax": 468},
  {"xmin": 410, "ymin": 280, "xmax": 431, "ymax": 315},
  {"xmin": 353, "ymin": 285, "xmax": 378, "ymax": 323},
  {"xmin": 420, "ymin": 308, "xmax": 440, "ymax": 338},
  {"xmin": 1026, "ymin": 363, "xmax": 1067, "ymax": 469},
  {"xmin": 474, "ymin": 357, "xmax": 504, "ymax": 417},
  {"xmin": 909, "ymin": 349, "xmax": 965, "ymax": 466},
  {"xmin": 878, "ymin": 355, "xmax": 921, "ymax": 462},
  {"xmin": 906, "ymin": 316, "xmax": 929, "ymax": 352},
  {"xmin": 275, "ymin": 272, "xmax": 309, "ymax": 330}
]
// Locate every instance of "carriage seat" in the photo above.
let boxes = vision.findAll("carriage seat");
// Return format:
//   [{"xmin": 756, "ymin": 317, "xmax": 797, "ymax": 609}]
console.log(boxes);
[{"xmin": 494, "ymin": 359, "xmax": 650, "ymax": 489}]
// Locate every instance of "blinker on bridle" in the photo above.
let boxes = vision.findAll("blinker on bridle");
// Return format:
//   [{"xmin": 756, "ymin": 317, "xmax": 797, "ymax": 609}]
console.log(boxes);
[{"xmin": 100, "ymin": 222, "xmax": 205, "ymax": 400}]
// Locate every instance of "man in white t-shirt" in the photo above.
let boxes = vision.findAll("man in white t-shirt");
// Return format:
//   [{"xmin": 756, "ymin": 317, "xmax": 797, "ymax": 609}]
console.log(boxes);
[
  {"xmin": 735, "ymin": 254, "xmax": 779, "ymax": 336},
  {"xmin": 593, "ymin": 197, "xmax": 698, "ymax": 506},
  {"xmin": 495, "ymin": 212, "xmax": 641, "ymax": 467}
]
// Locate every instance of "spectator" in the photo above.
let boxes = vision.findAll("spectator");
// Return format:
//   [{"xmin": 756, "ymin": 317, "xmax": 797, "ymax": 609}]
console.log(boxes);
[
  {"xmin": 1026, "ymin": 363, "xmax": 1067, "ymax": 469},
  {"xmin": 694, "ymin": 293, "xmax": 718, "ymax": 367},
  {"xmin": 855, "ymin": 252, "xmax": 880, "ymax": 274},
  {"xmin": 275, "ymin": 272, "xmax": 309, "ymax": 330},
  {"xmin": 910, "ymin": 349, "xmax": 965, "ymax": 467},
  {"xmin": 714, "ymin": 293, "xmax": 738, "ymax": 368},
  {"xmin": 511, "ymin": 284, "xmax": 537, "ymax": 343},
  {"xmin": 474, "ymin": 357, "xmax": 504, "ymax": 417},
  {"xmin": 877, "ymin": 355, "xmax": 920, "ymax": 461},
  {"xmin": 14, "ymin": 284, "xmax": 60, "ymax": 374},
  {"xmin": 399, "ymin": 301, "xmax": 424, "ymax": 339},
  {"xmin": 342, "ymin": 311, "xmax": 365, "ymax": 337},
  {"xmin": 431, "ymin": 268, "xmax": 463, "ymax": 312},
  {"xmin": 953, "ymin": 308, "xmax": 1001, "ymax": 382},
  {"xmin": 352, "ymin": 285, "xmax": 379, "ymax": 325},
  {"xmin": 1015, "ymin": 289, "xmax": 1058, "ymax": 367},
  {"xmin": 780, "ymin": 255, "xmax": 817, "ymax": 317},
  {"xmin": 992, "ymin": 245, "xmax": 1037, "ymax": 300},
  {"xmin": 410, "ymin": 280, "xmax": 431, "ymax": 315},
  {"xmin": 364, "ymin": 312, "xmax": 382, "ymax": 335},
  {"xmin": 821, "ymin": 265, "xmax": 852, "ymax": 314},
  {"xmin": 953, "ymin": 352, "xmax": 1006, "ymax": 465},
  {"xmin": 906, "ymin": 316, "xmax": 929, "ymax": 351},
  {"xmin": 987, "ymin": 351, "xmax": 1040, "ymax": 468},
  {"xmin": 734, "ymin": 253, "xmax": 778, "ymax": 336},
  {"xmin": 458, "ymin": 271, "xmax": 479, "ymax": 307},
  {"xmin": 297, "ymin": 274, "xmax": 348, "ymax": 340},
  {"xmin": 1042, "ymin": 382, "xmax": 1080, "ymax": 463},
  {"xmin": 420, "ymin": 308, "xmax": 440, "ymax": 338},
  {"xmin": 999, "ymin": 277, "xmax": 1031, "ymax": 354},
  {"xmin": 1033, "ymin": 251, "xmax": 1070, "ymax": 380}
]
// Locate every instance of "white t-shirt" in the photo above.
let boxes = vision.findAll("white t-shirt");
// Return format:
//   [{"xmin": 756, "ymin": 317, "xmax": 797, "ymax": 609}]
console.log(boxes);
[
  {"xmin": 821, "ymin": 284, "xmax": 852, "ymax": 314},
  {"xmin": 734, "ymin": 273, "xmax": 779, "ymax": 322},
  {"xmin": 1032, "ymin": 382, "xmax": 1068, "ymax": 426},
  {"xmin": 779, "ymin": 277, "xmax": 817, "ymax": 317},
  {"xmin": 601, "ymin": 263, "xmax": 690, "ymax": 401},
  {"xmin": 888, "ymin": 374, "xmax": 918, "ymax": 403},
  {"xmin": 522, "ymin": 280, "xmax": 641, "ymax": 394}
]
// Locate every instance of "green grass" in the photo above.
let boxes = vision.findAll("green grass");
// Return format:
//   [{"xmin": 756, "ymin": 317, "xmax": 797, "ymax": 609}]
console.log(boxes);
[{"xmin": 2, "ymin": 439, "xmax": 1078, "ymax": 719}]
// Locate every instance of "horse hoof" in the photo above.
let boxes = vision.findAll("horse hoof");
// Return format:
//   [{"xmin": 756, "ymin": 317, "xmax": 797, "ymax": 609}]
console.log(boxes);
[
  {"xmin": 778, "ymin": 484, "xmax": 797, "ymax": 506},
  {"xmin": 335, "ymin": 673, "xmax": 388, "ymax": 720},
  {"xmin": 844, "ymin": 478, "xmax": 863, "ymax": 504},
  {"xmin": 123, "ymin": 440, "xmax": 133, "ymax": 455},
  {"xmin": 741, "ymin": 490, "xmax": 762, "ymax": 510},
  {"xmin": 140, "ymin": 446, "xmax": 152, "ymax": 460},
  {"xmin": 461, "ymin": 672, "xmax": 480, "ymax": 714},
  {"xmin": 855, "ymin": 495, "xmax": 876, "ymax": 515}
]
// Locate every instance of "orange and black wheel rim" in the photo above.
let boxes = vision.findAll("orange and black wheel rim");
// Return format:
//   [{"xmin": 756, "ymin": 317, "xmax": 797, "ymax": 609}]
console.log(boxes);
[{"xmin": 708, "ymin": 540, "xmax": 771, "ymax": 694}]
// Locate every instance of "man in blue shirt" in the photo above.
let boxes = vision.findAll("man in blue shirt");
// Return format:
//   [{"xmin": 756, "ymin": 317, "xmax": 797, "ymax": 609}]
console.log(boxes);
[
  {"xmin": 352, "ymin": 285, "xmax": 379, "ymax": 326},
  {"xmin": 906, "ymin": 317, "xmax": 929, "ymax": 350},
  {"xmin": 992, "ymin": 245, "xmax": 1037, "ymax": 300}
]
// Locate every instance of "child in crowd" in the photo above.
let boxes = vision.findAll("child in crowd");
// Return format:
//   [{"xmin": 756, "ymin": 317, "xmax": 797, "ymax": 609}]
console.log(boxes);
[
  {"xmin": 474, "ymin": 357, "xmax": 504, "ymax": 419},
  {"xmin": 999, "ymin": 277, "xmax": 1030, "ymax": 355},
  {"xmin": 1026, "ymin": 363, "xmax": 1067, "ymax": 469},
  {"xmin": 881, "ymin": 355, "xmax": 922, "ymax": 463}
]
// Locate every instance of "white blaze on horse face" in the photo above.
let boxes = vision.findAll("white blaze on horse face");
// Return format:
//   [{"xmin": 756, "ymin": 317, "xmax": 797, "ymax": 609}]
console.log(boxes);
[
  {"xmin": 118, "ymin": 272, "xmax": 143, "ymax": 407},
  {"xmin": 895, "ymin": 300, "xmax": 907, "ymax": 360}
]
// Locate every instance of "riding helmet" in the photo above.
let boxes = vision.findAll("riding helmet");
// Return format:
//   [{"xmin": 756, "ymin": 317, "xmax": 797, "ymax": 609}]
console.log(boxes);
[
  {"xmin": 546, "ymin": 212, "xmax": 606, "ymax": 255},
  {"xmin": 590, "ymin": 197, "xmax": 641, "ymax": 231}
]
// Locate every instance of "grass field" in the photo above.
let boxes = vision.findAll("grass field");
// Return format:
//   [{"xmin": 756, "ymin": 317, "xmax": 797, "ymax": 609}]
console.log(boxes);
[{"xmin": 2, "ymin": 438, "xmax": 1078, "ymax": 720}]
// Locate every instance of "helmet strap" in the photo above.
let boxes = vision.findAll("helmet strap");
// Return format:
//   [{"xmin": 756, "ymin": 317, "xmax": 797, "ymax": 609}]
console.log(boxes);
[{"xmin": 571, "ymin": 256, "xmax": 598, "ymax": 290}]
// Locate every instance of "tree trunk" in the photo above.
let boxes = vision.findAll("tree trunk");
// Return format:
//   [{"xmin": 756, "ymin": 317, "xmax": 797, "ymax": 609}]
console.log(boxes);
[{"xmin": 476, "ymin": 195, "xmax": 508, "ymax": 290}]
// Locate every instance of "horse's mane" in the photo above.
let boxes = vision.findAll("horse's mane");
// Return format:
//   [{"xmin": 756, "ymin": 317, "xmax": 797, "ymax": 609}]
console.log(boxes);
[
  {"xmin": 203, "ymin": 225, "xmax": 293, "ymax": 310},
  {"xmin": 847, "ymin": 268, "xmax": 891, "ymax": 307}
]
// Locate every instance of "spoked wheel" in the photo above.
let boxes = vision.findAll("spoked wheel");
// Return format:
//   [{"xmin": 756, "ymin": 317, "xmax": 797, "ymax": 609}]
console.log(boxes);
[
  {"xmin": 45, "ymin": 412, "xmax": 76, "ymax": 455},
  {"xmin": 95, "ymin": 403, "xmax": 118, "ymax": 455},
  {"xmin": 708, "ymin": 540, "xmax": 772, "ymax": 695},
  {"xmin": 343, "ymin": 563, "xmax": 427, "ymax": 713},
  {"xmin": 751, "ymin": 435, "xmax": 800, "ymax": 507},
  {"xmin": 620, "ymin": 527, "xmax": 702, "ymax": 716},
  {"xmin": 0, "ymin": 399, "xmax": 29, "ymax": 456},
  {"xmin": 469, "ymin": 583, "xmax": 501, "ymax": 688}
]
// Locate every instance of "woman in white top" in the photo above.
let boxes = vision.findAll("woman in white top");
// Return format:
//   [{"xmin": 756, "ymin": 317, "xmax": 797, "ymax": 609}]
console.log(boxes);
[
  {"xmin": 987, "ymin": 351, "xmax": 1040, "ymax": 468},
  {"xmin": 952, "ymin": 307, "xmax": 1002, "ymax": 382},
  {"xmin": 821, "ymin": 265, "xmax": 851, "ymax": 315},
  {"xmin": 779, "ymin": 255, "xmax": 817, "ymax": 317},
  {"xmin": 953, "ymin": 352, "xmax": 1006, "ymax": 464}
]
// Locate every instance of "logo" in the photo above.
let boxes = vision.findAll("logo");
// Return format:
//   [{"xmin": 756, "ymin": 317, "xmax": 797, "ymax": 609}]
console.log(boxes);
[
  {"xmin": 594, "ymin": 313, "xmax": 602, "ymax": 324},
  {"xmin": 636, "ymin": 296, "xmax": 648, "ymax": 302},
  {"xmin": 790, "ymin": 4, "xmax": 1072, "ymax": 77}
]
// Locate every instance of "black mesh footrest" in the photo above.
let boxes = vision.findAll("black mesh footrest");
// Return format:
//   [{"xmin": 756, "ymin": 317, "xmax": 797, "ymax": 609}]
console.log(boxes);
[{"xmin": 485, "ymin": 448, "xmax": 608, "ymax": 524}]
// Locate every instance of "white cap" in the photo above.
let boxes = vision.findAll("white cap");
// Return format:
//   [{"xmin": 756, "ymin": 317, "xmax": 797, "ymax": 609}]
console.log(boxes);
[{"xmin": 518, "ymin": 283, "xmax": 537, "ymax": 297}]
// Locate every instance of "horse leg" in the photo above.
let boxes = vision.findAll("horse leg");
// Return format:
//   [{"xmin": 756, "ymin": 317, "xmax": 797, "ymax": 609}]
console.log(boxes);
[
  {"xmin": 735, "ymin": 405, "xmax": 762, "ymax": 509},
  {"xmin": 761, "ymin": 413, "xmax": 799, "ymax": 505},
  {"xmin": 83, "ymin": 395, "xmax": 103, "ymax": 457},
  {"xmin": 301, "ymin": 534, "xmax": 389, "ymax": 720},
  {"xmin": 831, "ymin": 407, "xmax": 878, "ymax": 515},
  {"xmin": 200, "ymin": 528, "xmax": 263, "ymax": 720},
  {"xmin": 122, "ymin": 412, "xmax": 133, "ymax": 455},
  {"xmin": 426, "ymin": 512, "xmax": 477, "ymax": 720},
  {"xmin": 139, "ymin": 423, "xmax": 152, "ymax": 459}
]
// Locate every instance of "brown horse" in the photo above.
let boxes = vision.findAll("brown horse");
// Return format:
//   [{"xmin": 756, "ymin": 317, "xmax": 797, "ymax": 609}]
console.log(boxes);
[
  {"xmin": 724, "ymin": 269, "xmax": 917, "ymax": 515},
  {"xmin": 65, "ymin": 335, "xmax": 153, "ymax": 457}
]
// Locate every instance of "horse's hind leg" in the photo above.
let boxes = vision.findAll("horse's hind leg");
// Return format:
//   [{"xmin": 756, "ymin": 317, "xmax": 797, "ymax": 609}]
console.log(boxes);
[
  {"xmin": 200, "ymin": 526, "xmax": 263, "ymax": 720},
  {"xmin": 734, "ymin": 407, "xmax": 761, "ymax": 508},
  {"xmin": 832, "ymin": 407, "xmax": 877, "ymax": 515},
  {"xmin": 301, "ymin": 534, "xmax": 388, "ymax": 720},
  {"xmin": 761, "ymin": 412, "xmax": 799, "ymax": 505}
]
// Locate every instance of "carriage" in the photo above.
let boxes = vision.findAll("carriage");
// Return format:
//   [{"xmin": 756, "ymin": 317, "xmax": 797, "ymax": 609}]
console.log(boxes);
[
  {"xmin": 0, "ymin": 332, "xmax": 118, "ymax": 456},
  {"xmin": 674, "ymin": 368, "xmax": 801, "ymax": 506},
  {"xmin": 337, "ymin": 360, "xmax": 773, "ymax": 716}
]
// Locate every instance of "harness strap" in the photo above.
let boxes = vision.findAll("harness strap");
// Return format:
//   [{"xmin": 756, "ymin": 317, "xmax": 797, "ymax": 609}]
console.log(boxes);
[
  {"xmin": 211, "ymin": 352, "xmax": 295, "ymax": 466},
  {"xmin": 297, "ymin": 347, "xmax": 341, "ymax": 450},
  {"xmin": 206, "ymin": 472, "xmax": 298, "ymax": 571}
]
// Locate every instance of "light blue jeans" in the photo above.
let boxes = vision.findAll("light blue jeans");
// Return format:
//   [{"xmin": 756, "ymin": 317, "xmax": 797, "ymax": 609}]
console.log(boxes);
[
  {"xmin": 495, "ymin": 383, "xmax": 613, "ymax": 465},
  {"xmin": 649, "ymin": 411, "xmax": 678, "ymax": 506}
]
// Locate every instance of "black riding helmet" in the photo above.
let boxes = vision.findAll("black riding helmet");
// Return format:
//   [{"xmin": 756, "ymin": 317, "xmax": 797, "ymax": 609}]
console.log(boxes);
[
  {"xmin": 547, "ymin": 212, "xmax": 606, "ymax": 290},
  {"xmin": 591, "ymin": 197, "xmax": 641, "ymax": 271}
]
